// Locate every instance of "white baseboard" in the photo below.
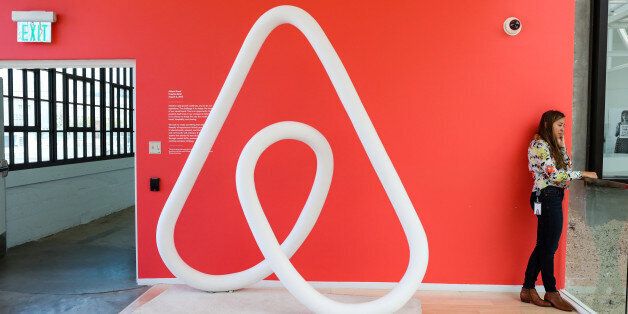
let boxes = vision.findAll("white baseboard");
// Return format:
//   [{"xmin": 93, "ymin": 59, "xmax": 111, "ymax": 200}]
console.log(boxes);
[
  {"xmin": 136, "ymin": 278, "xmax": 542, "ymax": 293},
  {"xmin": 137, "ymin": 278, "xmax": 184, "ymax": 285}
]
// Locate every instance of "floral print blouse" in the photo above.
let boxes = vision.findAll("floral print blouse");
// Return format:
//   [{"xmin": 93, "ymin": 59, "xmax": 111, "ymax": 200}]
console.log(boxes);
[{"xmin": 528, "ymin": 139, "xmax": 581, "ymax": 192}]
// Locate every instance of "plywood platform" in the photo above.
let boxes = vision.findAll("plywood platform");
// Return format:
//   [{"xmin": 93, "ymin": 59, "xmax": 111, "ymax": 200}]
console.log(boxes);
[{"xmin": 122, "ymin": 284, "xmax": 566, "ymax": 313}]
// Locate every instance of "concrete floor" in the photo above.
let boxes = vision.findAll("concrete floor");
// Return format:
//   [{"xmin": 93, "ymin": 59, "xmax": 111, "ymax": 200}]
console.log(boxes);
[{"xmin": 0, "ymin": 207, "xmax": 148, "ymax": 313}]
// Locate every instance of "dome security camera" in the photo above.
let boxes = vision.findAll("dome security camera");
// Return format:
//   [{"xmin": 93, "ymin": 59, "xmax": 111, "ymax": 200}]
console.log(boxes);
[{"xmin": 503, "ymin": 17, "xmax": 522, "ymax": 36}]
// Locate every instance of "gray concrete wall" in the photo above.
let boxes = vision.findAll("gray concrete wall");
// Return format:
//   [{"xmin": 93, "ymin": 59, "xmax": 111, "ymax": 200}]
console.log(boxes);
[
  {"xmin": 572, "ymin": 0, "xmax": 590, "ymax": 171},
  {"xmin": 4, "ymin": 158, "xmax": 135, "ymax": 247},
  {"xmin": 569, "ymin": 0, "xmax": 591, "ymax": 229}
]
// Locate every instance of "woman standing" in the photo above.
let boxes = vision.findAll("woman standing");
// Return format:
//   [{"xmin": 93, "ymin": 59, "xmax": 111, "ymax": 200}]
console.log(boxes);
[
  {"xmin": 520, "ymin": 110, "xmax": 597, "ymax": 311},
  {"xmin": 614, "ymin": 110, "xmax": 628, "ymax": 154}
]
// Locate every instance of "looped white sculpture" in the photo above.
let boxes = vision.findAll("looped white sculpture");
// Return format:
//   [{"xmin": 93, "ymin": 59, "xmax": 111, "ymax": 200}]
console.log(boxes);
[{"xmin": 156, "ymin": 5, "xmax": 429, "ymax": 313}]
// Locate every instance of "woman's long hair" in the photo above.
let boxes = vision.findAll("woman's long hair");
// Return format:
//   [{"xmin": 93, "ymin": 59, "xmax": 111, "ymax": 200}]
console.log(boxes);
[{"xmin": 537, "ymin": 110, "xmax": 567, "ymax": 169}]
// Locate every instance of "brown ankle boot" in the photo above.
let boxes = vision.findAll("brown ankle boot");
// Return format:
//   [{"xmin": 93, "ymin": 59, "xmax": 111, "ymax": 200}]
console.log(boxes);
[
  {"xmin": 544, "ymin": 291, "xmax": 575, "ymax": 311},
  {"xmin": 529, "ymin": 288, "xmax": 552, "ymax": 307},
  {"xmin": 520, "ymin": 288, "xmax": 531, "ymax": 303},
  {"xmin": 521, "ymin": 288, "xmax": 552, "ymax": 307}
]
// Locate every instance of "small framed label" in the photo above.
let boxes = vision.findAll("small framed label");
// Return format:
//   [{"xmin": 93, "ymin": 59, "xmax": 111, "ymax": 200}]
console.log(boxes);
[{"xmin": 17, "ymin": 21, "xmax": 52, "ymax": 43}]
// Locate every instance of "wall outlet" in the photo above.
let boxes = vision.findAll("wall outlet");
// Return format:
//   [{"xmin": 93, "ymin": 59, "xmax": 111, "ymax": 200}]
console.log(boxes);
[{"xmin": 149, "ymin": 141, "xmax": 161, "ymax": 154}]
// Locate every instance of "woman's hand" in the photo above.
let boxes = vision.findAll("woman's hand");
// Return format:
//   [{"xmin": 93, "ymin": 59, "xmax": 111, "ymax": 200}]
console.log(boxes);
[
  {"xmin": 581, "ymin": 171, "xmax": 598, "ymax": 179},
  {"xmin": 557, "ymin": 135, "xmax": 566, "ymax": 148}
]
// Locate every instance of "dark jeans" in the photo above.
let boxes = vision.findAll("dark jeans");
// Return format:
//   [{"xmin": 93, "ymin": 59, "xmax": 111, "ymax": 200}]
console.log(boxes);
[{"xmin": 523, "ymin": 186, "xmax": 564, "ymax": 292}]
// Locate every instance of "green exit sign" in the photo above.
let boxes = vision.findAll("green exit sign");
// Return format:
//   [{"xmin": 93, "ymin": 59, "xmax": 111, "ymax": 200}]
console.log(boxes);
[{"xmin": 17, "ymin": 22, "xmax": 51, "ymax": 43}]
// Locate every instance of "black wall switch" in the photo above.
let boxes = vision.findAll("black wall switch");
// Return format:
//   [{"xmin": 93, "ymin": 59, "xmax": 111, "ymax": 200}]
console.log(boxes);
[{"xmin": 150, "ymin": 177, "xmax": 160, "ymax": 191}]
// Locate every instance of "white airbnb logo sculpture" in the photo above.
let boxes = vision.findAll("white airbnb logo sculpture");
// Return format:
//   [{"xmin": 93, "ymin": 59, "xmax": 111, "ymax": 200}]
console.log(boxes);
[{"xmin": 156, "ymin": 5, "xmax": 429, "ymax": 313}]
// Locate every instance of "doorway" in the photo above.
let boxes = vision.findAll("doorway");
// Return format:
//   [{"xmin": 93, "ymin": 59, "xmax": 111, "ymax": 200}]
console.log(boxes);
[{"xmin": 0, "ymin": 60, "xmax": 144, "ymax": 312}]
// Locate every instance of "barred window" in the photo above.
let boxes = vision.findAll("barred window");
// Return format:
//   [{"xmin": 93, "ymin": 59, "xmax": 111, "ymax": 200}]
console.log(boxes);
[{"xmin": 1, "ymin": 67, "xmax": 134, "ymax": 170}]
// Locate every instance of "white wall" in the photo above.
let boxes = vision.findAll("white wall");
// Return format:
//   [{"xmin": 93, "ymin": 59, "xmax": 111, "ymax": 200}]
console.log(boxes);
[{"xmin": 4, "ymin": 157, "xmax": 134, "ymax": 247}]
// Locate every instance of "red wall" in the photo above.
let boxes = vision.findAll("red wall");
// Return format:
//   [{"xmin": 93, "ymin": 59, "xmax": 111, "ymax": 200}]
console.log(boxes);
[{"xmin": 0, "ymin": 1, "xmax": 576, "ymax": 287}]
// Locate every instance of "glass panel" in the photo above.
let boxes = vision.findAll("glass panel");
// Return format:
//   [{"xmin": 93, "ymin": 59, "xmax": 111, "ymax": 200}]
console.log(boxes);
[
  {"xmin": 86, "ymin": 82, "xmax": 91, "ymax": 105},
  {"xmin": 77, "ymin": 104, "xmax": 84, "ymax": 128},
  {"xmin": 105, "ymin": 68, "xmax": 110, "ymax": 82},
  {"xmin": 113, "ymin": 68, "xmax": 118, "ymax": 84},
  {"xmin": 56, "ymin": 103, "xmax": 64, "ymax": 130},
  {"xmin": 76, "ymin": 68, "xmax": 83, "ymax": 77},
  {"xmin": 86, "ymin": 132, "xmax": 93, "ymax": 157},
  {"xmin": 56, "ymin": 71, "xmax": 63, "ymax": 99},
  {"xmin": 565, "ymin": 181, "xmax": 628, "ymax": 313},
  {"xmin": 13, "ymin": 133, "xmax": 24, "ymax": 163},
  {"xmin": 114, "ymin": 87, "xmax": 119, "ymax": 109},
  {"xmin": 41, "ymin": 101, "xmax": 49, "ymax": 130},
  {"xmin": 95, "ymin": 107, "xmax": 101, "ymax": 131},
  {"xmin": 95, "ymin": 133, "xmax": 101, "ymax": 156},
  {"xmin": 68, "ymin": 79, "xmax": 74, "ymax": 103},
  {"xmin": 94, "ymin": 81, "xmax": 101, "ymax": 106},
  {"xmin": 126, "ymin": 132, "xmax": 131, "ymax": 153},
  {"xmin": 40, "ymin": 70, "xmax": 49, "ymax": 100},
  {"xmin": 113, "ymin": 132, "xmax": 118, "ymax": 154},
  {"xmin": 86, "ymin": 106, "xmax": 91, "ymax": 127},
  {"xmin": 105, "ymin": 83, "xmax": 110, "ymax": 106},
  {"xmin": 603, "ymin": 6, "xmax": 628, "ymax": 178},
  {"xmin": 56, "ymin": 133, "xmax": 64, "ymax": 160},
  {"xmin": 41, "ymin": 132, "xmax": 50, "ymax": 162},
  {"xmin": 27, "ymin": 99, "xmax": 35, "ymax": 127},
  {"xmin": 27, "ymin": 71, "xmax": 34, "ymax": 99},
  {"xmin": 105, "ymin": 106, "xmax": 111, "ymax": 131},
  {"xmin": 77, "ymin": 80, "xmax": 83, "ymax": 103},
  {"xmin": 28, "ymin": 132, "xmax": 37, "ymax": 162},
  {"xmin": 68, "ymin": 103, "xmax": 74, "ymax": 127},
  {"xmin": 13, "ymin": 69, "xmax": 23, "ymax": 97},
  {"xmin": 113, "ymin": 88, "xmax": 120, "ymax": 128},
  {"xmin": 105, "ymin": 132, "xmax": 111, "ymax": 155},
  {"xmin": 13, "ymin": 98, "xmax": 23, "ymax": 126},
  {"xmin": 77, "ymin": 133, "xmax": 84, "ymax": 158},
  {"xmin": 85, "ymin": 68, "xmax": 92, "ymax": 79},
  {"xmin": 67, "ymin": 132, "xmax": 74, "ymax": 159},
  {"xmin": 126, "ymin": 110, "xmax": 131, "ymax": 128}
]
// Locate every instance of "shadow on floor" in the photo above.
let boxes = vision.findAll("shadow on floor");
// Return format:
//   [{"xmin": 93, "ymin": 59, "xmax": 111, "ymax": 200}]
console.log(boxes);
[{"xmin": 0, "ymin": 207, "xmax": 148, "ymax": 313}]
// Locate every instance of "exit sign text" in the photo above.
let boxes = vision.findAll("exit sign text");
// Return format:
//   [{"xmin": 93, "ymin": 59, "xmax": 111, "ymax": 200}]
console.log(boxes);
[{"xmin": 17, "ymin": 22, "xmax": 51, "ymax": 43}]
